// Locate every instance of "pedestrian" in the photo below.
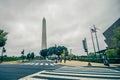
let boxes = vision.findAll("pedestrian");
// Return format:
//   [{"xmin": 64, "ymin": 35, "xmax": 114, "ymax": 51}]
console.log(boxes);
[
  {"xmin": 64, "ymin": 57, "xmax": 66, "ymax": 63},
  {"xmin": 103, "ymin": 53, "xmax": 109, "ymax": 67}
]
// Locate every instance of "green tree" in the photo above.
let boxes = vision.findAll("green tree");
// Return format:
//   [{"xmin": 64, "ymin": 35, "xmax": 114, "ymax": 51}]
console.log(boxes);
[
  {"xmin": 30, "ymin": 52, "xmax": 35, "ymax": 60},
  {"xmin": 88, "ymin": 53, "xmax": 96, "ymax": 58},
  {"xmin": 56, "ymin": 46, "xmax": 64, "ymax": 58},
  {"xmin": 105, "ymin": 49, "xmax": 118, "ymax": 58},
  {"xmin": 40, "ymin": 49, "xmax": 48, "ymax": 59},
  {"xmin": 68, "ymin": 52, "xmax": 74, "ymax": 60},
  {"xmin": 47, "ymin": 46, "xmax": 68, "ymax": 58},
  {"xmin": 105, "ymin": 49, "xmax": 120, "ymax": 63},
  {"xmin": 113, "ymin": 27, "xmax": 120, "ymax": 56},
  {"xmin": 0, "ymin": 29, "xmax": 8, "ymax": 47},
  {"xmin": 0, "ymin": 29, "xmax": 8, "ymax": 62},
  {"xmin": 26, "ymin": 53, "xmax": 31, "ymax": 60},
  {"xmin": 47, "ymin": 47, "xmax": 54, "ymax": 56}
]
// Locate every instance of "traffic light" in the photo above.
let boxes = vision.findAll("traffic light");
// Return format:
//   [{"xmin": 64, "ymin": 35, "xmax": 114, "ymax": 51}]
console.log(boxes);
[
  {"xmin": 2, "ymin": 47, "xmax": 6, "ymax": 53},
  {"xmin": 82, "ymin": 38, "xmax": 88, "ymax": 52},
  {"xmin": 21, "ymin": 49, "xmax": 24, "ymax": 54}
]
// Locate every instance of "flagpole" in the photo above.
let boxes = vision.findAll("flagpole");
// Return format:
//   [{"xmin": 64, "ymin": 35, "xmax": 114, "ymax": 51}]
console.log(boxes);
[
  {"xmin": 90, "ymin": 28, "xmax": 96, "ymax": 57},
  {"xmin": 93, "ymin": 25, "xmax": 100, "ymax": 53}
]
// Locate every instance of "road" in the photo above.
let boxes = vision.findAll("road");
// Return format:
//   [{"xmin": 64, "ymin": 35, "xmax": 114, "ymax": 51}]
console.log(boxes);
[
  {"xmin": 0, "ymin": 60, "xmax": 120, "ymax": 80},
  {"xmin": 0, "ymin": 60, "xmax": 62, "ymax": 80},
  {"xmin": 20, "ymin": 65, "xmax": 120, "ymax": 80}
]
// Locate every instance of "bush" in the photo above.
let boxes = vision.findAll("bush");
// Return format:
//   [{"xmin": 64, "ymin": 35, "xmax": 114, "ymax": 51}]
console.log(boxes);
[
  {"xmin": 3, "ymin": 56, "xmax": 21, "ymax": 61},
  {"xmin": 105, "ymin": 49, "xmax": 120, "ymax": 63}
]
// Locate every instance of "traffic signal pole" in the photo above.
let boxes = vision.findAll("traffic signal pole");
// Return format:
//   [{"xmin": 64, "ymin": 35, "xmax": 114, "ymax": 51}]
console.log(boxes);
[{"xmin": 82, "ymin": 38, "xmax": 91, "ymax": 66}]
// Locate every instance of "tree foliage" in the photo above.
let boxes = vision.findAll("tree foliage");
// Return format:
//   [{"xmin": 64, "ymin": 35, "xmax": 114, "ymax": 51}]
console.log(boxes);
[
  {"xmin": 40, "ymin": 49, "xmax": 48, "ymax": 59},
  {"xmin": 26, "ymin": 52, "xmax": 35, "ymax": 60},
  {"xmin": 113, "ymin": 27, "xmax": 120, "ymax": 56},
  {"xmin": 39, "ymin": 46, "xmax": 68, "ymax": 59},
  {"xmin": 105, "ymin": 49, "xmax": 118, "ymax": 58},
  {"xmin": 26, "ymin": 53, "xmax": 31, "ymax": 60},
  {"xmin": 31, "ymin": 52, "xmax": 35, "ymax": 59},
  {"xmin": 113, "ymin": 27, "xmax": 120, "ymax": 42},
  {"xmin": 0, "ymin": 29, "xmax": 8, "ymax": 47},
  {"xmin": 68, "ymin": 53, "xmax": 74, "ymax": 60}
]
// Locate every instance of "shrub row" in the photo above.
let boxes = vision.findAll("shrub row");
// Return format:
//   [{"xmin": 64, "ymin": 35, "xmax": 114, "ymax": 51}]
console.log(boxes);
[{"xmin": 3, "ymin": 57, "xmax": 21, "ymax": 61}]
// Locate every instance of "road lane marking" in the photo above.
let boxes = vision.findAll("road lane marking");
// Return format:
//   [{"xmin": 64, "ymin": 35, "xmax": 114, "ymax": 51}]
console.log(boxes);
[{"xmin": 19, "ymin": 70, "xmax": 46, "ymax": 80}]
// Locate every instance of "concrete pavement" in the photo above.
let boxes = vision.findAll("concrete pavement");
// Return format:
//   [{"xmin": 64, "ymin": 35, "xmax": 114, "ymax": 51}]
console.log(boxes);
[
  {"xmin": 57, "ymin": 60, "xmax": 120, "ymax": 67},
  {"xmin": 2, "ymin": 60, "xmax": 120, "ymax": 67}
]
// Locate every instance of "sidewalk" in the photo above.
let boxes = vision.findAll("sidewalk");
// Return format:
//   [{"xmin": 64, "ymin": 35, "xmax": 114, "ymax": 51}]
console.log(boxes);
[
  {"xmin": 57, "ymin": 60, "xmax": 120, "ymax": 67},
  {"xmin": 1, "ymin": 60, "xmax": 22, "ymax": 64}
]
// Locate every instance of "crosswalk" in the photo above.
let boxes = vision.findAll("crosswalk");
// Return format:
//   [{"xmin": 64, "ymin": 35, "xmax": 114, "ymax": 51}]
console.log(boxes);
[
  {"xmin": 19, "ymin": 66, "xmax": 120, "ymax": 80},
  {"xmin": 20, "ymin": 62, "xmax": 56, "ymax": 66}
]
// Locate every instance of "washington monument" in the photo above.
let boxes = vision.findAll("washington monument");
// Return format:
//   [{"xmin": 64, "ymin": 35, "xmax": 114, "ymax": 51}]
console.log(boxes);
[{"xmin": 41, "ymin": 17, "xmax": 47, "ymax": 50}]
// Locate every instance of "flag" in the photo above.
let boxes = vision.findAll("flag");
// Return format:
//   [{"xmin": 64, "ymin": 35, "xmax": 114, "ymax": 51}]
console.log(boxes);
[
  {"xmin": 91, "ymin": 28, "xmax": 96, "ymax": 33},
  {"xmin": 91, "ymin": 25, "xmax": 99, "ymax": 33}
]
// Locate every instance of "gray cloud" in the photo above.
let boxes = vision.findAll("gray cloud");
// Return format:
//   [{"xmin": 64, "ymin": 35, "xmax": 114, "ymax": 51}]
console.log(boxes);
[{"xmin": 0, "ymin": 0, "xmax": 120, "ymax": 56}]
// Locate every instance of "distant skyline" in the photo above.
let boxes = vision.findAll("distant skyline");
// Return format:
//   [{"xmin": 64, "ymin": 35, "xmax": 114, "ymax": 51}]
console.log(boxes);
[{"xmin": 0, "ymin": 0, "xmax": 120, "ymax": 56}]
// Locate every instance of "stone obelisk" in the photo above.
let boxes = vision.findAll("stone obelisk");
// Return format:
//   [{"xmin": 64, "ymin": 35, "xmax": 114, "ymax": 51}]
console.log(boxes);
[{"xmin": 42, "ymin": 17, "xmax": 47, "ymax": 50}]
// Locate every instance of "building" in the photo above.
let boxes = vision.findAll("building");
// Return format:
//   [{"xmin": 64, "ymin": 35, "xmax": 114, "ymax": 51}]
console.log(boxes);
[{"xmin": 103, "ymin": 18, "xmax": 120, "ymax": 48}]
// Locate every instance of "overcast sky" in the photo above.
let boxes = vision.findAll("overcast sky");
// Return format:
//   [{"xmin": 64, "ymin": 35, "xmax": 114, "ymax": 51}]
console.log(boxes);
[{"xmin": 0, "ymin": 0, "xmax": 120, "ymax": 56}]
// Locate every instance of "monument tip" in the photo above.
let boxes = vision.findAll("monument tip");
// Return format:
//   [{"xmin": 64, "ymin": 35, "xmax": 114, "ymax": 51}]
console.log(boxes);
[{"xmin": 43, "ymin": 17, "xmax": 45, "ymax": 20}]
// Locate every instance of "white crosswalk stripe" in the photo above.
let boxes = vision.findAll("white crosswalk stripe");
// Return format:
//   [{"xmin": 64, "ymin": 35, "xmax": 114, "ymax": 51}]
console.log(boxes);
[
  {"xmin": 40, "ymin": 63, "xmax": 43, "ymax": 65},
  {"xmin": 20, "ymin": 62, "xmax": 55, "ymax": 66},
  {"xmin": 45, "ymin": 63, "xmax": 49, "ymax": 66},
  {"xmin": 19, "ymin": 66, "xmax": 120, "ymax": 80},
  {"xmin": 35, "ymin": 63, "xmax": 39, "ymax": 65},
  {"xmin": 30, "ymin": 63, "xmax": 34, "ymax": 65},
  {"xmin": 50, "ymin": 63, "xmax": 54, "ymax": 66}
]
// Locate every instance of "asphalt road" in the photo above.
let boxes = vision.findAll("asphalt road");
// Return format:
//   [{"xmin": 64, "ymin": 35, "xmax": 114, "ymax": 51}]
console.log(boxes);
[
  {"xmin": 20, "ymin": 66, "xmax": 120, "ymax": 80},
  {"xmin": 0, "ymin": 60, "xmax": 62, "ymax": 80},
  {"xmin": 0, "ymin": 60, "xmax": 120, "ymax": 80}
]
